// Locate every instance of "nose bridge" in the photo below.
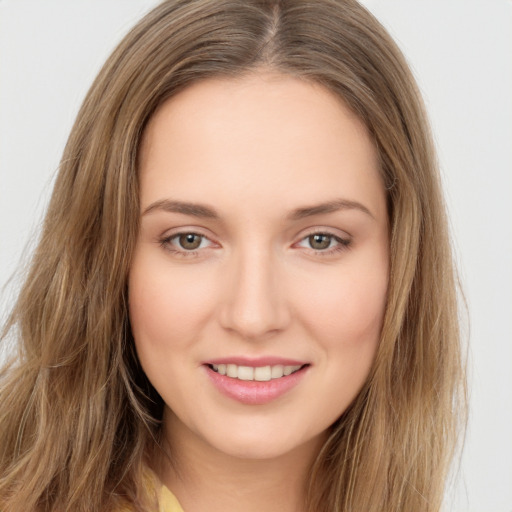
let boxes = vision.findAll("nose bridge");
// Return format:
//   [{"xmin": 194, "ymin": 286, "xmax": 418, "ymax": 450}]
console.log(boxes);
[{"xmin": 219, "ymin": 241, "xmax": 289, "ymax": 339}]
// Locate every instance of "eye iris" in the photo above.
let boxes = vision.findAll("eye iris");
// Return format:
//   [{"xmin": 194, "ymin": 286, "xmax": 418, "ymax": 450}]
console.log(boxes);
[
  {"xmin": 179, "ymin": 233, "xmax": 202, "ymax": 250},
  {"xmin": 309, "ymin": 234, "xmax": 331, "ymax": 250}
]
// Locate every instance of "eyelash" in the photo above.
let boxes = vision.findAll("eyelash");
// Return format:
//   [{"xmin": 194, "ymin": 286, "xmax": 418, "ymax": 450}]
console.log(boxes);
[
  {"xmin": 159, "ymin": 232, "xmax": 211, "ymax": 258},
  {"xmin": 296, "ymin": 232, "xmax": 351, "ymax": 256},
  {"xmin": 159, "ymin": 231, "xmax": 351, "ymax": 258}
]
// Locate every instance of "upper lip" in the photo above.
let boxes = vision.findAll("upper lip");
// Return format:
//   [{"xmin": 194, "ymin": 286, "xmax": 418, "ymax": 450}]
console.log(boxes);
[{"xmin": 204, "ymin": 356, "xmax": 309, "ymax": 367}]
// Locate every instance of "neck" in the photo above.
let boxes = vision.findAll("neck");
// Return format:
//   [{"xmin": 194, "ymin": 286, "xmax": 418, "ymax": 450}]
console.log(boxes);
[{"xmin": 153, "ymin": 410, "xmax": 325, "ymax": 512}]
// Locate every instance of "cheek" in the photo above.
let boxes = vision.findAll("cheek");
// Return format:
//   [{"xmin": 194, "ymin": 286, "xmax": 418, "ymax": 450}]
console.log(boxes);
[
  {"xmin": 296, "ymin": 262, "xmax": 388, "ymax": 350},
  {"xmin": 128, "ymin": 256, "xmax": 216, "ymax": 358}
]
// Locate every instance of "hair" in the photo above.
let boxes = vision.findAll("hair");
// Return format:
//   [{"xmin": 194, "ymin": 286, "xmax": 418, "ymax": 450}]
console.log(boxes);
[{"xmin": 0, "ymin": 1, "xmax": 466, "ymax": 511}]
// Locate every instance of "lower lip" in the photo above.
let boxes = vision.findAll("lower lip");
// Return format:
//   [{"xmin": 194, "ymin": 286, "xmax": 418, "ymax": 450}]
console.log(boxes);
[{"xmin": 204, "ymin": 365, "xmax": 309, "ymax": 405}]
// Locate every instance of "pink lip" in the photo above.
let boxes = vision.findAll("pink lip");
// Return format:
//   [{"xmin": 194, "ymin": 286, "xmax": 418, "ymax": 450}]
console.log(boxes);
[{"xmin": 203, "ymin": 363, "xmax": 309, "ymax": 406}]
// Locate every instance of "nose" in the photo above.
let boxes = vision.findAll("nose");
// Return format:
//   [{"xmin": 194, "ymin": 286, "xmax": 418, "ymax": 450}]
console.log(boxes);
[{"xmin": 218, "ymin": 245, "xmax": 291, "ymax": 341}]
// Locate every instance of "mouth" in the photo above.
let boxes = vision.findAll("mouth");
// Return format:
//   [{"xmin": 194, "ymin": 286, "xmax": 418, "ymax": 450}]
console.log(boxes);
[
  {"xmin": 207, "ymin": 363, "xmax": 306, "ymax": 382},
  {"xmin": 203, "ymin": 360, "xmax": 310, "ymax": 405}
]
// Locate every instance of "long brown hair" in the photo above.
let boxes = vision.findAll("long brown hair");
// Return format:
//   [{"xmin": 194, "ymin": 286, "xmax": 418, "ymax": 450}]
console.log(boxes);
[{"xmin": 0, "ymin": 1, "xmax": 466, "ymax": 510}]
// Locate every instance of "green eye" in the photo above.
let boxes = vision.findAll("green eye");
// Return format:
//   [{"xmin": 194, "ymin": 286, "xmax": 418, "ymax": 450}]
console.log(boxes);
[
  {"xmin": 178, "ymin": 233, "xmax": 203, "ymax": 250},
  {"xmin": 308, "ymin": 234, "xmax": 333, "ymax": 250}
]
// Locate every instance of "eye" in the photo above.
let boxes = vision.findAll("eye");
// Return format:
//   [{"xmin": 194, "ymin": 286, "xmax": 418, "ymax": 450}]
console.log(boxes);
[
  {"xmin": 307, "ymin": 233, "xmax": 333, "ymax": 250},
  {"xmin": 175, "ymin": 233, "xmax": 205, "ymax": 251},
  {"xmin": 296, "ymin": 231, "xmax": 351, "ymax": 254},
  {"xmin": 160, "ymin": 232, "xmax": 214, "ymax": 256}
]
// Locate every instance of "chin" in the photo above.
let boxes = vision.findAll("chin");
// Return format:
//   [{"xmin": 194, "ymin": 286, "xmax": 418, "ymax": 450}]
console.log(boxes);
[{"xmin": 196, "ymin": 421, "xmax": 326, "ymax": 462}]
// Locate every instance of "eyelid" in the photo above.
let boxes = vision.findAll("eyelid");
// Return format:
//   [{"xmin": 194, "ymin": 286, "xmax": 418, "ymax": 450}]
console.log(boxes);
[
  {"xmin": 296, "ymin": 226, "xmax": 352, "ymax": 243},
  {"xmin": 159, "ymin": 225, "xmax": 217, "ymax": 242}
]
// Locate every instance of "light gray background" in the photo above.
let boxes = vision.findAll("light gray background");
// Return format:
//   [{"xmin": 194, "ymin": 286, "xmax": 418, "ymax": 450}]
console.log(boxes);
[{"xmin": 1, "ymin": 1, "xmax": 511, "ymax": 511}]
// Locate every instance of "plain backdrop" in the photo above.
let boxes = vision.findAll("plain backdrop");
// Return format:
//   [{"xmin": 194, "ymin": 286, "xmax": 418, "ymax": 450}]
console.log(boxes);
[{"xmin": 0, "ymin": 1, "xmax": 511, "ymax": 511}]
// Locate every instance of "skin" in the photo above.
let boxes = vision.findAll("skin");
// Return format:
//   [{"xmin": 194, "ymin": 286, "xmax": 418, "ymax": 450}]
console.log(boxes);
[{"xmin": 129, "ymin": 71, "xmax": 389, "ymax": 512}]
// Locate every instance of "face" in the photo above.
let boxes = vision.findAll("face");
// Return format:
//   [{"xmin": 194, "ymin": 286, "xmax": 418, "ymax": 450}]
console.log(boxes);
[{"xmin": 129, "ymin": 73, "xmax": 389, "ymax": 461}]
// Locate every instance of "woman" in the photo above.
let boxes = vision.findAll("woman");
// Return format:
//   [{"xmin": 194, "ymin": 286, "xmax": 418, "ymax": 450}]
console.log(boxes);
[{"xmin": 0, "ymin": 1, "xmax": 466, "ymax": 511}]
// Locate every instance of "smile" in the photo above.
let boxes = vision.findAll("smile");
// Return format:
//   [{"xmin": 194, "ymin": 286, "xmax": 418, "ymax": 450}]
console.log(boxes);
[
  {"xmin": 209, "ymin": 363, "xmax": 303, "ymax": 381},
  {"xmin": 204, "ymin": 361, "xmax": 310, "ymax": 405}
]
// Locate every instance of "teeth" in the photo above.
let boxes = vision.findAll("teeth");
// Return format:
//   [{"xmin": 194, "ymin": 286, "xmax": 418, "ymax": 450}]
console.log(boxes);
[
  {"xmin": 254, "ymin": 366, "xmax": 271, "ymax": 381},
  {"xmin": 210, "ymin": 363, "xmax": 302, "ymax": 381},
  {"xmin": 226, "ymin": 364, "xmax": 238, "ymax": 378},
  {"xmin": 283, "ymin": 365, "xmax": 294, "ymax": 376},
  {"xmin": 271, "ymin": 365, "xmax": 284, "ymax": 379},
  {"xmin": 237, "ymin": 366, "xmax": 254, "ymax": 381}
]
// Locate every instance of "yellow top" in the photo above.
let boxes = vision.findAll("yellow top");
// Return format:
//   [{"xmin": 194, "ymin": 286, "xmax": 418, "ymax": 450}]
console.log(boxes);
[
  {"xmin": 158, "ymin": 484, "xmax": 184, "ymax": 512},
  {"xmin": 117, "ymin": 471, "xmax": 184, "ymax": 512}
]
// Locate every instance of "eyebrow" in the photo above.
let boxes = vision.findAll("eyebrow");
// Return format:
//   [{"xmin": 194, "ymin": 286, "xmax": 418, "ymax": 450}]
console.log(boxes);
[
  {"xmin": 142, "ymin": 198, "xmax": 374, "ymax": 220},
  {"xmin": 287, "ymin": 198, "xmax": 374, "ymax": 220},
  {"xmin": 143, "ymin": 199, "xmax": 219, "ymax": 218}
]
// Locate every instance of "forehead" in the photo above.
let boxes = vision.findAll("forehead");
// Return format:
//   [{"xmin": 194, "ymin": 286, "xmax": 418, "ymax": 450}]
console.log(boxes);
[{"xmin": 138, "ymin": 72, "xmax": 384, "ymax": 220}]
